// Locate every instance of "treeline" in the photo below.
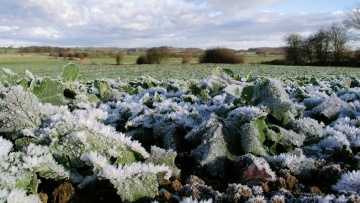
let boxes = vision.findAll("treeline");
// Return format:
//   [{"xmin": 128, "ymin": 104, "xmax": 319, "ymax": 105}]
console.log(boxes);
[
  {"xmin": 19, "ymin": 46, "xmax": 71, "ymax": 54},
  {"xmin": 276, "ymin": 23, "xmax": 358, "ymax": 66},
  {"xmin": 18, "ymin": 46, "xmax": 126, "ymax": 60},
  {"xmin": 272, "ymin": 2, "xmax": 360, "ymax": 67}
]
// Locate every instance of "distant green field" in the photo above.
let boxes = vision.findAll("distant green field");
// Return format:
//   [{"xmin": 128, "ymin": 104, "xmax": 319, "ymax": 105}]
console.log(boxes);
[
  {"xmin": 2, "ymin": 52, "xmax": 358, "ymax": 83},
  {"xmin": 0, "ymin": 52, "xmax": 283, "ymax": 66},
  {"xmin": 0, "ymin": 53, "xmax": 68, "ymax": 65},
  {"xmin": 2, "ymin": 61, "xmax": 360, "ymax": 83},
  {"xmin": 245, "ymin": 54, "xmax": 283, "ymax": 64}
]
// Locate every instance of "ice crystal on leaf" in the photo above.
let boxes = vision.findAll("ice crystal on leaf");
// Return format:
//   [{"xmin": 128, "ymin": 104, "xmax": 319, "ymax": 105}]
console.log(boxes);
[
  {"xmin": 245, "ymin": 195, "xmax": 266, "ymax": 203},
  {"xmin": 81, "ymin": 151, "xmax": 172, "ymax": 202},
  {"xmin": 226, "ymin": 106, "xmax": 267, "ymax": 124},
  {"xmin": 304, "ymin": 126, "xmax": 352, "ymax": 159},
  {"xmin": 186, "ymin": 115, "xmax": 233, "ymax": 177},
  {"xmin": 22, "ymin": 143, "xmax": 70, "ymax": 180},
  {"xmin": 291, "ymin": 117, "xmax": 324, "ymax": 143},
  {"xmin": 146, "ymin": 146, "xmax": 180, "ymax": 177},
  {"xmin": 180, "ymin": 197, "xmax": 213, "ymax": 203},
  {"xmin": 0, "ymin": 86, "xmax": 42, "ymax": 137},
  {"xmin": 312, "ymin": 93, "xmax": 355, "ymax": 120},
  {"xmin": 266, "ymin": 149, "xmax": 316, "ymax": 179},
  {"xmin": 332, "ymin": 122, "xmax": 360, "ymax": 148},
  {"xmin": 0, "ymin": 137, "xmax": 69, "ymax": 200},
  {"xmin": 252, "ymin": 78, "xmax": 300, "ymax": 125},
  {"xmin": 239, "ymin": 120, "xmax": 268, "ymax": 156},
  {"xmin": 39, "ymin": 104, "xmax": 149, "ymax": 167},
  {"xmin": 4, "ymin": 189, "xmax": 42, "ymax": 203},
  {"xmin": 332, "ymin": 170, "xmax": 360, "ymax": 193}
]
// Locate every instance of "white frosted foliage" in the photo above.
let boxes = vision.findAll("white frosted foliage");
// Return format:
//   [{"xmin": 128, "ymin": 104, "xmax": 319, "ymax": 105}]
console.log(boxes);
[{"xmin": 333, "ymin": 170, "xmax": 360, "ymax": 193}]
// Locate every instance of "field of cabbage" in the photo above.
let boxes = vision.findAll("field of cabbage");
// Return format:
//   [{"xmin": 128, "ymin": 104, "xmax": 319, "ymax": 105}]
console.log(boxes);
[
  {"xmin": 1, "ymin": 63, "xmax": 360, "ymax": 203},
  {"xmin": 2, "ymin": 63, "xmax": 360, "ymax": 81}
]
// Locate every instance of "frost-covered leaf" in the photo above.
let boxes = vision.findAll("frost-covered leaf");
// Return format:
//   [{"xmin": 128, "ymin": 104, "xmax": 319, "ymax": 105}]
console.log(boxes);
[
  {"xmin": 0, "ymin": 137, "xmax": 69, "ymax": 198},
  {"xmin": 303, "ymin": 126, "xmax": 352, "ymax": 159},
  {"xmin": 5, "ymin": 189, "xmax": 42, "ymax": 203},
  {"xmin": 1, "ymin": 68, "xmax": 18, "ymax": 86},
  {"xmin": 312, "ymin": 93, "xmax": 355, "ymax": 120},
  {"xmin": 0, "ymin": 86, "xmax": 42, "ymax": 136},
  {"xmin": 81, "ymin": 151, "xmax": 172, "ymax": 202},
  {"xmin": 252, "ymin": 78, "xmax": 300, "ymax": 125},
  {"xmin": 22, "ymin": 143, "xmax": 70, "ymax": 180},
  {"xmin": 239, "ymin": 119, "xmax": 268, "ymax": 156},
  {"xmin": 94, "ymin": 79, "xmax": 114, "ymax": 101},
  {"xmin": 266, "ymin": 149, "xmax": 316, "ymax": 179},
  {"xmin": 146, "ymin": 146, "xmax": 180, "ymax": 177},
  {"xmin": 267, "ymin": 125, "xmax": 305, "ymax": 153},
  {"xmin": 291, "ymin": 117, "xmax": 324, "ymax": 144},
  {"xmin": 331, "ymin": 122, "xmax": 360, "ymax": 148},
  {"xmin": 61, "ymin": 63, "xmax": 79, "ymax": 83},
  {"xmin": 40, "ymin": 106, "xmax": 149, "ymax": 168},
  {"xmin": 332, "ymin": 170, "xmax": 360, "ymax": 193},
  {"xmin": 32, "ymin": 77, "xmax": 67, "ymax": 105},
  {"xmin": 186, "ymin": 115, "xmax": 233, "ymax": 177}
]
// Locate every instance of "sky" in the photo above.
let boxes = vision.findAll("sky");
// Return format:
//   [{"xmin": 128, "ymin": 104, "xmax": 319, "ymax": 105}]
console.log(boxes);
[{"xmin": 0, "ymin": 0, "xmax": 358, "ymax": 50}]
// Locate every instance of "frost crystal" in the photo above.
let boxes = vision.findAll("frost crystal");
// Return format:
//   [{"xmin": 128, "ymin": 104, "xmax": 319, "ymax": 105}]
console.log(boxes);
[
  {"xmin": 6, "ymin": 189, "xmax": 42, "ymax": 203},
  {"xmin": 252, "ymin": 78, "xmax": 299, "ymax": 125},
  {"xmin": 40, "ymin": 106, "xmax": 149, "ymax": 167},
  {"xmin": 266, "ymin": 149, "xmax": 316, "ymax": 179},
  {"xmin": 332, "ymin": 170, "xmax": 360, "ymax": 193},
  {"xmin": 180, "ymin": 197, "xmax": 213, "ymax": 203},
  {"xmin": 292, "ymin": 117, "xmax": 324, "ymax": 140},
  {"xmin": 245, "ymin": 196, "xmax": 266, "ymax": 203},
  {"xmin": 186, "ymin": 115, "xmax": 230, "ymax": 176},
  {"xmin": 239, "ymin": 120, "xmax": 268, "ymax": 156},
  {"xmin": 332, "ymin": 122, "xmax": 360, "ymax": 148},
  {"xmin": 312, "ymin": 93, "xmax": 354, "ymax": 120},
  {"xmin": 81, "ymin": 151, "xmax": 172, "ymax": 202},
  {"xmin": 0, "ymin": 86, "xmax": 42, "ymax": 136},
  {"xmin": 0, "ymin": 137, "xmax": 69, "ymax": 199},
  {"xmin": 226, "ymin": 106, "xmax": 267, "ymax": 124}
]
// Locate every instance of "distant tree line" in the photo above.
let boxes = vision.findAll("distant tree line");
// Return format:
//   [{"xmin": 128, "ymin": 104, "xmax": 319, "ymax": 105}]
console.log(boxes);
[
  {"xmin": 274, "ymin": 4, "xmax": 360, "ymax": 67},
  {"xmin": 19, "ymin": 46, "xmax": 70, "ymax": 54},
  {"xmin": 279, "ymin": 23, "xmax": 354, "ymax": 66}
]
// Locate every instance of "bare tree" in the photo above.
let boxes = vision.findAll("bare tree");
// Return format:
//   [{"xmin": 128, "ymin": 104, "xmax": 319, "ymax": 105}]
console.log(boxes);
[
  {"xmin": 308, "ymin": 29, "xmax": 331, "ymax": 64},
  {"xmin": 326, "ymin": 23, "xmax": 350, "ymax": 64},
  {"xmin": 284, "ymin": 33, "xmax": 306, "ymax": 65},
  {"xmin": 344, "ymin": 3, "xmax": 360, "ymax": 30}
]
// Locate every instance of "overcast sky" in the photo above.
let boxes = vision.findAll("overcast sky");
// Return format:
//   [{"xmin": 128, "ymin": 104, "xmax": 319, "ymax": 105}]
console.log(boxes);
[{"xmin": 0, "ymin": 0, "xmax": 358, "ymax": 49}]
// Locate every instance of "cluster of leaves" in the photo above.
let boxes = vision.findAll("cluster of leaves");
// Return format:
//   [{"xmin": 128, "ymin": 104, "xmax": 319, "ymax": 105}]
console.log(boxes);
[
  {"xmin": 0, "ymin": 64, "xmax": 178, "ymax": 202},
  {"xmin": 1, "ymin": 64, "xmax": 360, "ymax": 202}
]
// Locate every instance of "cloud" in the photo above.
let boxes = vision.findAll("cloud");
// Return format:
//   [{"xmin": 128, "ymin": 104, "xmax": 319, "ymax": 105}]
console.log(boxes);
[
  {"xmin": 0, "ymin": 26, "xmax": 19, "ymax": 32},
  {"xmin": 0, "ymin": 0, "xmax": 349, "ymax": 49},
  {"xmin": 25, "ymin": 27, "xmax": 61, "ymax": 39}
]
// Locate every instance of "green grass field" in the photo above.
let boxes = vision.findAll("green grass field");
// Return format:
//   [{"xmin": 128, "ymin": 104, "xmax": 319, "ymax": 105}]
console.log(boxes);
[
  {"xmin": 0, "ymin": 51, "xmax": 283, "ymax": 66},
  {"xmin": 2, "ymin": 52, "xmax": 359, "ymax": 83}
]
